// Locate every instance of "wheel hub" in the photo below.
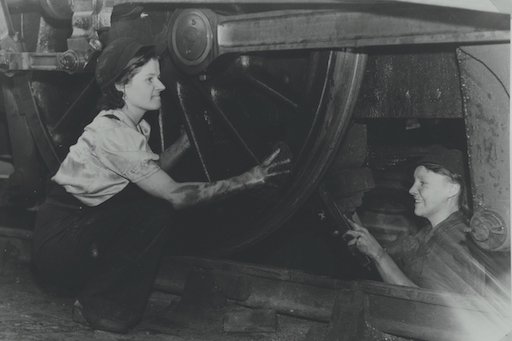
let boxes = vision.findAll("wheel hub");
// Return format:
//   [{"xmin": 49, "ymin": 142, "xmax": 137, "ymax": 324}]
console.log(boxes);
[{"xmin": 170, "ymin": 9, "xmax": 213, "ymax": 73}]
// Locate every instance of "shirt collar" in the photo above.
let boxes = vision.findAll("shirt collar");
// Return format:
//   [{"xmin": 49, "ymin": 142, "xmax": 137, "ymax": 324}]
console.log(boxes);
[
  {"xmin": 424, "ymin": 211, "xmax": 465, "ymax": 241},
  {"xmin": 112, "ymin": 109, "xmax": 139, "ymax": 130}
]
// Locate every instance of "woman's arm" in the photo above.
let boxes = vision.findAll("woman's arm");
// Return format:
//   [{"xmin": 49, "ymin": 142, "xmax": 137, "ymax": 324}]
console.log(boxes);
[
  {"xmin": 345, "ymin": 220, "xmax": 418, "ymax": 287},
  {"xmin": 137, "ymin": 147, "xmax": 290, "ymax": 210},
  {"xmin": 157, "ymin": 127, "xmax": 190, "ymax": 173}
]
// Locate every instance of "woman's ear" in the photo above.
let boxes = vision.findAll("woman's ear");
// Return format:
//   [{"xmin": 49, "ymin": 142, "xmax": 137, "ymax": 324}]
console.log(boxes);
[
  {"xmin": 447, "ymin": 181, "xmax": 461, "ymax": 199},
  {"xmin": 114, "ymin": 83, "xmax": 124, "ymax": 92}
]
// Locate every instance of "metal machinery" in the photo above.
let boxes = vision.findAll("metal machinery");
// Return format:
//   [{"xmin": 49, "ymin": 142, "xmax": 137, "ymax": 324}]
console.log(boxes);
[
  {"xmin": 0, "ymin": 0, "xmax": 510, "ymax": 258},
  {"xmin": 0, "ymin": 0, "xmax": 510, "ymax": 339},
  {"xmin": 0, "ymin": 0, "xmax": 510, "ymax": 262},
  {"xmin": 1, "ymin": 0, "xmax": 508, "ymax": 252},
  {"xmin": 0, "ymin": 0, "xmax": 510, "ymax": 257}
]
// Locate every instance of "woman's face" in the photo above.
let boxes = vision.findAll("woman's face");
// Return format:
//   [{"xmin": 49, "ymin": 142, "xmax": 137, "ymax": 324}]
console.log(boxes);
[
  {"xmin": 409, "ymin": 165, "xmax": 456, "ymax": 222},
  {"xmin": 120, "ymin": 58, "xmax": 165, "ymax": 114}
]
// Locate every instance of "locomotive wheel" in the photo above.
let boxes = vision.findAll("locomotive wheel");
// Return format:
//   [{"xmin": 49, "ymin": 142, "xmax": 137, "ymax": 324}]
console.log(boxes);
[
  {"xmin": 27, "ymin": 6, "xmax": 367, "ymax": 256},
  {"xmin": 162, "ymin": 47, "xmax": 366, "ymax": 256}
]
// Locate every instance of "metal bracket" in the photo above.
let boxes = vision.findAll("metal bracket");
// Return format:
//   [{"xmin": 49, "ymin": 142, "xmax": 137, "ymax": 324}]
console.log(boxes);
[{"xmin": 0, "ymin": 49, "xmax": 86, "ymax": 73}]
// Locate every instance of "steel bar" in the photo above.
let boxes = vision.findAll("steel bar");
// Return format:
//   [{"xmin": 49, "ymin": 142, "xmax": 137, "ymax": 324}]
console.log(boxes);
[
  {"xmin": 111, "ymin": 0, "xmax": 507, "ymax": 14},
  {"xmin": 216, "ymin": 9, "xmax": 510, "ymax": 54},
  {"xmin": 390, "ymin": 0, "xmax": 504, "ymax": 13},
  {"xmin": 0, "ymin": 51, "xmax": 82, "ymax": 72}
]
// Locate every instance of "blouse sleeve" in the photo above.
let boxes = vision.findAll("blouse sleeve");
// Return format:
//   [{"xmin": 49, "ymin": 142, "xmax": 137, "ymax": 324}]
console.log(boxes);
[{"xmin": 94, "ymin": 127, "xmax": 161, "ymax": 183}]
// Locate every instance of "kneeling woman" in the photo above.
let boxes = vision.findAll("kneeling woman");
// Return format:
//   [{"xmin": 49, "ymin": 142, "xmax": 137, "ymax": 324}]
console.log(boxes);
[
  {"xmin": 345, "ymin": 147, "xmax": 485, "ymax": 295},
  {"xmin": 32, "ymin": 37, "xmax": 290, "ymax": 334}
]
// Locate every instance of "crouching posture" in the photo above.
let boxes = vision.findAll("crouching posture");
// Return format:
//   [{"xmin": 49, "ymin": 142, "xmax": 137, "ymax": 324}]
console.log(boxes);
[{"xmin": 32, "ymin": 37, "xmax": 290, "ymax": 334}]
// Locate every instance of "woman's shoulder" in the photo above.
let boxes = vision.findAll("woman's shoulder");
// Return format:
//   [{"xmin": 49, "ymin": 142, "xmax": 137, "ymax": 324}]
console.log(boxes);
[
  {"xmin": 90, "ymin": 109, "xmax": 123, "ymax": 126},
  {"xmin": 440, "ymin": 212, "xmax": 468, "ymax": 233},
  {"xmin": 432, "ymin": 213, "xmax": 470, "ymax": 247},
  {"xmin": 86, "ymin": 110, "xmax": 137, "ymax": 137}
]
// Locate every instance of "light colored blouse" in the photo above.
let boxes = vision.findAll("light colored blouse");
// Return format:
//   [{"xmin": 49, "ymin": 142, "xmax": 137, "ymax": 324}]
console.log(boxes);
[{"xmin": 52, "ymin": 109, "xmax": 160, "ymax": 206}]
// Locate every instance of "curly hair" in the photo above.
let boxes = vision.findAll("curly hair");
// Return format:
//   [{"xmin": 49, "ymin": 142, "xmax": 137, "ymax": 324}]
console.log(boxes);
[{"xmin": 97, "ymin": 47, "xmax": 159, "ymax": 111}]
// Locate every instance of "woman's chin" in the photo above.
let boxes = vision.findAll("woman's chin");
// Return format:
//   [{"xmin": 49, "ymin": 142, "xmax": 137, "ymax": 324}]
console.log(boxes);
[
  {"xmin": 413, "ymin": 206, "xmax": 423, "ymax": 217},
  {"xmin": 147, "ymin": 102, "xmax": 162, "ymax": 111}
]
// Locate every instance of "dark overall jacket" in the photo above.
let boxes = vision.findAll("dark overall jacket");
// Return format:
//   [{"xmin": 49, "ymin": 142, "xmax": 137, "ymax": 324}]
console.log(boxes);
[{"xmin": 387, "ymin": 211, "xmax": 485, "ymax": 295}]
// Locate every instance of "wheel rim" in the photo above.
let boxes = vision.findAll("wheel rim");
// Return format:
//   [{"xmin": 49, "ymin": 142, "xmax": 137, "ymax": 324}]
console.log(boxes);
[{"xmin": 162, "ymin": 47, "xmax": 366, "ymax": 256}]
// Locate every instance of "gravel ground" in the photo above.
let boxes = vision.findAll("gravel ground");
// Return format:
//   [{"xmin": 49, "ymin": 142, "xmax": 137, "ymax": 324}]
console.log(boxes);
[{"xmin": 0, "ymin": 262, "xmax": 324, "ymax": 341}]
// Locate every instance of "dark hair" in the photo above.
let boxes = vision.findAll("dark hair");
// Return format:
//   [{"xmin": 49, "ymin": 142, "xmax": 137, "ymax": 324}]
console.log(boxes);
[
  {"xmin": 97, "ymin": 47, "xmax": 158, "ymax": 110},
  {"xmin": 421, "ymin": 162, "xmax": 471, "ymax": 218}
]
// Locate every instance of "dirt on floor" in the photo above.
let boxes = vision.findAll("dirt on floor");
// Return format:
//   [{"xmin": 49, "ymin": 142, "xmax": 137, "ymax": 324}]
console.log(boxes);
[
  {"xmin": 0, "ymin": 181, "xmax": 322, "ymax": 341},
  {"xmin": 0, "ymin": 260, "xmax": 325, "ymax": 341}
]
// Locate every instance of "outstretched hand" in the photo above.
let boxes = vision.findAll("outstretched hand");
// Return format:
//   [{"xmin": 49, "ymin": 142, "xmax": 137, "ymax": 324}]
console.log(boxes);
[
  {"xmin": 262, "ymin": 147, "xmax": 292, "ymax": 177},
  {"xmin": 344, "ymin": 220, "xmax": 385, "ymax": 260},
  {"xmin": 242, "ymin": 146, "xmax": 292, "ymax": 189}
]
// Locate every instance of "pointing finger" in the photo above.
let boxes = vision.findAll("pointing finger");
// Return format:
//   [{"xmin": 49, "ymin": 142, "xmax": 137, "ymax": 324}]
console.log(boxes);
[
  {"xmin": 266, "ymin": 169, "xmax": 291, "ymax": 178},
  {"xmin": 262, "ymin": 148, "xmax": 281, "ymax": 167},
  {"xmin": 347, "ymin": 220, "xmax": 364, "ymax": 231},
  {"xmin": 347, "ymin": 238, "xmax": 358, "ymax": 247},
  {"xmin": 267, "ymin": 158, "xmax": 292, "ymax": 171},
  {"xmin": 343, "ymin": 230, "xmax": 357, "ymax": 239}
]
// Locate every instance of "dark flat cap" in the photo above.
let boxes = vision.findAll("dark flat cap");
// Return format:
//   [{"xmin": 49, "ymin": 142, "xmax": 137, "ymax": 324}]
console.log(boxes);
[
  {"xmin": 417, "ymin": 146, "xmax": 465, "ymax": 177},
  {"xmin": 95, "ymin": 37, "xmax": 154, "ymax": 93}
]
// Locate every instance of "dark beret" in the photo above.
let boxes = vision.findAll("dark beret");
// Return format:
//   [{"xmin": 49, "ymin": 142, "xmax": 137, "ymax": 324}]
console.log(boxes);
[{"xmin": 417, "ymin": 146, "xmax": 465, "ymax": 178}]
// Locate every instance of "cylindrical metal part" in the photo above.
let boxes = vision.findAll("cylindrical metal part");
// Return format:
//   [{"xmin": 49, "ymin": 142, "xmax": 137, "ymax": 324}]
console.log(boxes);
[
  {"xmin": 470, "ymin": 209, "xmax": 509, "ymax": 251},
  {"xmin": 5, "ymin": 0, "xmax": 40, "ymax": 13},
  {"xmin": 38, "ymin": 0, "xmax": 73, "ymax": 20}
]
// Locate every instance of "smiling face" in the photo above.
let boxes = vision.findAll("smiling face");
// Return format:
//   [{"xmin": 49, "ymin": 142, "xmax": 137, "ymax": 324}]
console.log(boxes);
[
  {"xmin": 409, "ymin": 165, "xmax": 460, "ymax": 227},
  {"xmin": 116, "ymin": 58, "xmax": 165, "ymax": 120}
]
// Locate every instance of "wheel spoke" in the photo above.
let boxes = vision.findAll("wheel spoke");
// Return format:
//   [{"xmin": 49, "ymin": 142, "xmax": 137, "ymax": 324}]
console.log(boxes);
[
  {"xmin": 190, "ymin": 78, "xmax": 261, "ymax": 165},
  {"xmin": 175, "ymin": 78, "xmax": 214, "ymax": 181},
  {"xmin": 212, "ymin": 55, "xmax": 302, "ymax": 110}
]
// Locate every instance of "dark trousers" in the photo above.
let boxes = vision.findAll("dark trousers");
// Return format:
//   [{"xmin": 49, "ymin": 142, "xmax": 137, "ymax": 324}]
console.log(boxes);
[{"xmin": 32, "ymin": 196, "xmax": 173, "ymax": 326}]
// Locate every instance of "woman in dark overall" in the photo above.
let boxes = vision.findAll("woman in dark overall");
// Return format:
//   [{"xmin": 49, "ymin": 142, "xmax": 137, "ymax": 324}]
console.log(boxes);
[
  {"xmin": 32, "ymin": 37, "xmax": 290, "ymax": 334},
  {"xmin": 345, "ymin": 147, "xmax": 485, "ymax": 295}
]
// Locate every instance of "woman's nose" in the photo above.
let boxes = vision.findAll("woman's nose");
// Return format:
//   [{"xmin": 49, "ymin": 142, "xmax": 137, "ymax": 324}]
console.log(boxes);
[
  {"xmin": 409, "ymin": 183, "xmax": 417, "ymax": 195},
  {"xmin": 155, "ymin": 78, "xmax": 166, "ymax": 91}
]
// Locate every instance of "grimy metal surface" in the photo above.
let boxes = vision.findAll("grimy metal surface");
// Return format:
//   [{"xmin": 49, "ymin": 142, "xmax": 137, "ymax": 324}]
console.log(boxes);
[
  {"xmin": 2, "ymin": 1, "xmax": 510, "ymax": 73},
  {"xmin": 353, "ymin": 46, "xmax": 464, "ymax": 119},
  {"xmin": 56, "ymin": 0, "xmax": 512, "ymax": 14},
  {"xmin": 0, "ymin": 2, "xmax": 59, "ymax": 197},
  {"xmin": 458, "ymin": 43, "xmax": 511, "ymax": 251},
  {"xmin": 215, "ymin": 8, "xmax": 509, "ymax": 51}
]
